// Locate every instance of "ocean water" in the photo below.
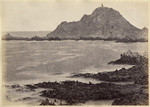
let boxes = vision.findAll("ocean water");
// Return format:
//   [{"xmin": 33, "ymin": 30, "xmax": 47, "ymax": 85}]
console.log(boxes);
[{"xmin": 2, "ymin": 36, "xmax": 148, "ymax": 105}]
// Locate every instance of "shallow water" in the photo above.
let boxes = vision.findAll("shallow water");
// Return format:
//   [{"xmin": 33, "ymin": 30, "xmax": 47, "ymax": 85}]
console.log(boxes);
[{"xmin": 2, "ymin": 40, "xmax": 148, "ymax": 105}]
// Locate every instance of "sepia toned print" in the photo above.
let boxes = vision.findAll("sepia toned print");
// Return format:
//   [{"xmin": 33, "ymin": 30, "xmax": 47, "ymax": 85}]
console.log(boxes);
[{"xmin": 1, "ymin": 0, "xmax": 149, "ymax": 106}]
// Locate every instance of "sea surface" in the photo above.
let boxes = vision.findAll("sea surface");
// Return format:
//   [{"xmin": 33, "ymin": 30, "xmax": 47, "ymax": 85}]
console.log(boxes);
[{"xmin": 2, "ymin": 32, "xmax": 148, "ymax": 105}]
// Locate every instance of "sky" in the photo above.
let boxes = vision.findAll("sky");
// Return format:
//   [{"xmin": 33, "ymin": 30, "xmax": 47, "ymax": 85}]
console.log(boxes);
[{"xmin": 1, "ymin": 1, "xmax": 148, "ymax": 31}]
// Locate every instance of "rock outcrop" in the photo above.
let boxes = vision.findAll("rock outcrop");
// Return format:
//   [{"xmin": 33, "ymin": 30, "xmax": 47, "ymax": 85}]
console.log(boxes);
[
  {"xmin": 25, "ymin": 81, "xmax": 146, "ymax": 105},
  {"xmin": 70, "ymin": 51, "xmax": 148, "ymax": 105},
  {"xmin": 47, "ymin": 6, "xmax": 148, "ymax": 42},
  {"xmin": 2, "ymin": 6, "xmax": 148, "ymax": 42},
  {"xmin": 72, "ymin": 63, "xmax": 148, "ymax": 85},
  {"xmin": 72, "ymin": 51, "xmax": 148, "ymax": 85},
  {"xmin": 31, "ymin": 36, "xmax": 45, "ymax": 41},
  {"xmin": 108, "ymin": 50, "xmax": 148, "ymax": 65},
  {"xmin": 112, "ymin": 86, "xmax": 148, "ymax": 105},
  {"xmin": 2, "ymin": 33, "xmax": 30, "ymax": 41}
]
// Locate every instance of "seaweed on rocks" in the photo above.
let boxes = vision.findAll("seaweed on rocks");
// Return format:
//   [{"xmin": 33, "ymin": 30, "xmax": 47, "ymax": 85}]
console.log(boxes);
[
  {"xmin": 25, "ymin": 81, "xmax": 146, "ymax": 105},
  {"xmin": 40, "ymin": 98, "xmax": 55, "ymax": 105},
  {"xmin": 112, "ymin": 87, "xmax": 149, "ymax": 105},
  {"xmin": 70, "ymin": 51, "xmax": 148, "ymax": 105},
  {"xmin": 24, "ymin": 51, "xmax": 148, "ymax": 105}
]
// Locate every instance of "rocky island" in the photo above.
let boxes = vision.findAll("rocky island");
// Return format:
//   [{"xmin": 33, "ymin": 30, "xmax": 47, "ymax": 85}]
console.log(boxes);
[
  {"xmin": 2, "ymin": 6, "xmax": 148, "ymax": 42},
  {"xmin": 2, "ymin": 33, "xmax": 30, "ymax": 41},
  {"xmin": 46, "ymin": 6, "xmax": 148, "ymax": 42}
]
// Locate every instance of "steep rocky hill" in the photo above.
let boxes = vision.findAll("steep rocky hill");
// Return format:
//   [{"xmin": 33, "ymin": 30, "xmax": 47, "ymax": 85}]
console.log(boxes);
[{"xmin": 47, "ymin": 6, "xmax": 148, "ymax": 41}]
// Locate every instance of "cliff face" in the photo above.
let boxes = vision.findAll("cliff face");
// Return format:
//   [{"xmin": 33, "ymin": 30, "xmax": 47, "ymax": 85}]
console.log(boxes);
[{"xmin": 47, "ymin": 6, "xmax": 147, "ymax": 40}]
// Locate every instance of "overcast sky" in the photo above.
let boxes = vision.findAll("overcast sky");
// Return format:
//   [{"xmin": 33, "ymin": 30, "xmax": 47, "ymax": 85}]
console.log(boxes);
[{"xmin": 1, "ymin": 1, "xmax": 148, "ymax": 31}]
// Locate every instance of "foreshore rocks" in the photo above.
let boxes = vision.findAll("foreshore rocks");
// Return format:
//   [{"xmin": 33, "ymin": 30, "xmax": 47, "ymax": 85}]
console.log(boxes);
[
  {"xmin": 25, "ymin": 81, "xmax": 147, "ymax": 105},
  {"xmin": 112, "ymin": 85, "xmax": 149, "ymax": 105},
  {"xmin": 72, "ymin": 63, "xmax": 148, "ymax": 85},
  {"xmin": 40, "ymin": 99, "xmax": 55, "ymax": 105},
  {"xmin": 108, "ymin": 50, "xmax": 148, "ymax": 65},
  {"xmin": 8, "ymin": 51, "xmax": 148, "ymax": 105},
  {"xmin": 71, "ymin": 51, "xmax": 148, "ymax": 105}
]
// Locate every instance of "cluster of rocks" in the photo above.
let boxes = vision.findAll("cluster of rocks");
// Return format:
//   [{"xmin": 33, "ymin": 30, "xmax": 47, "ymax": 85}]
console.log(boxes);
[
  {"xmin": 3, "ymin": 33, "xmax": 148, "ymax": 43},
  {"xmin": 24, "ymin": 80, "xmax": 147, "ymax": 105},
  {"xmin": 112, "ymin": 87, "xmax": 148, "ymax": 105},
  {"xmin": 72, "ymin": 63, "xmax": 148, "ymax": 85},
  {"xmin": 8, "ymin": 52, "xmax": 148, "ymax": 105},
  {"xmin": 76, "ymin": 36, "xmax": 148, "ymax": 43},
  {"xmin": 71, "ymin": 51, "xmax": 148, "ymax": 105},
  {"xmin": 2, "ymin": 34, "xmax": 62, "ymax": 41},
  {"xmin": 116, "ymin": 36, "xmax": 148, "ymax": 43},
  {"xmin": 2, "ymin": 33, "xmax": 30, "ymax": 41},
  {"xmin": 108, "ymin": 50, "xmax": 148, "ymax": 65},
  {"xmin": 40, "ymin": 99, "xmax": 55, "ymax": 105}
]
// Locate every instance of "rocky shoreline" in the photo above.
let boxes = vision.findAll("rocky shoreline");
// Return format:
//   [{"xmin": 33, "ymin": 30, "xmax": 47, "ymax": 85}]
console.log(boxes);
[
  {"xmin": 25, "ymin": 81, "xmax": 147, "ymax": 105},
  {"xmin": 70, "ymin": 51, "xmax": 148, "ymax": 105},
  {"xmin": 3, "ymin": 50, "xmax": 148, "ymax": 105},
  {"xmin": 3, "ymin": 5, "xmax": 149, "ymax": 106},
  {"xmin": 108, "ymin": 50, "xmax": 148, "ymax": 65},
  {"xmin": 2, "ymin": 33, "xmax": 148, "ymax": 43},
  {"xmin": 72, "ymin": 51, "xmax": 148, "ymax": 84},
  {"xmin": 71, "ymin": 65, "xmax": 148, "ymax": 84},
  {"xmin": 7, "ymin": 51, "xmax": 148, "ymax": 105},
  {"xmin": 10, "ymin": 78, "xmax": 148, "ymax": 105}
]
